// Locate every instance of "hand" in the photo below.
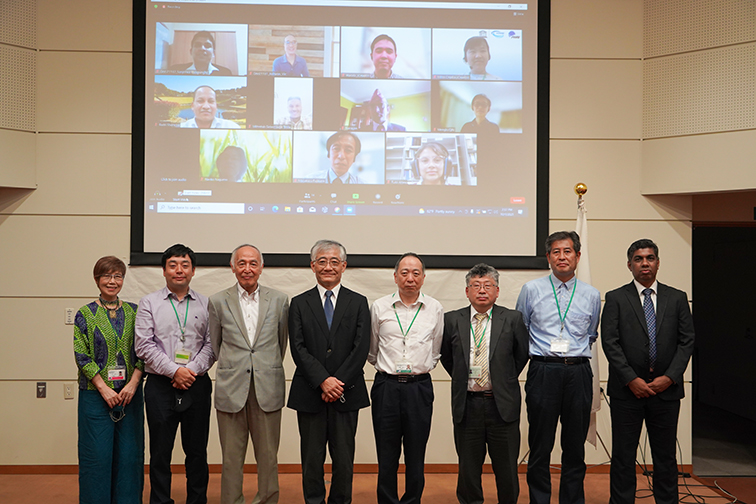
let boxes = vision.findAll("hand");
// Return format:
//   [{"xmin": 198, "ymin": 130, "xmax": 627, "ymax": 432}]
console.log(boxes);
[
  {"xmin": 321, "ymin": 392, "xmax": 338, "ymax": 403},
  {"xmin": 320, "ymin": 376, "xmax": 344, "ymax": 402},
  {"xmin": 172, "ymin": 367, "xmax": 196, "ymax": 390},
  {"xmin": 627, "ymin": 377, "xmax": 656, "ymax": 399},
  {"xmin": 99, "ymin": 385, "xmax": 121, "ymax": 408},
  {"xmin": 648, "ymin": 375, "xmax": 673, "ymax": 394},
  {"xmin": 117, "ymin": 381, "xmax": 138, "ymax": 406}
]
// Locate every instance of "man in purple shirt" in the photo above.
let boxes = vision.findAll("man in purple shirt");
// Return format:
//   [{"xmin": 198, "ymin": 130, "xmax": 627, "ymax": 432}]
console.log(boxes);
[{"xmin": 135, "ymin": 244, "xmax": 215, "ymax": 504}]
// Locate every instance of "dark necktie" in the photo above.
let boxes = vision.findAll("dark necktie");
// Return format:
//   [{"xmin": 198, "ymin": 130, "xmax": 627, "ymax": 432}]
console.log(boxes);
[
  {"xmin": 643, "ymin": 288, "xmax": 657, "ymax": 371},
  {"xmin": 324, "ymin": 290, "xmax": 334, "ymax": 329}
]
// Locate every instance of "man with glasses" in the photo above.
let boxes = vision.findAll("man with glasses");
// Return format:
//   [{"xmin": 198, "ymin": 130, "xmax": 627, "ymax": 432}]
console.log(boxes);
[
  {"xmin": 287, "ymin": 240, "xmax": 371, "ymax": 504},
  {"xmin": 368, "ymin": 252, "xmax": 444, "ymax": 504},
  {"xmin": 272, "ymin": 35, "xmax": 310, "ymax": 77},
  {"xmin": 441, "ymin": 263, "xmax": 529, "ymax": 504}
]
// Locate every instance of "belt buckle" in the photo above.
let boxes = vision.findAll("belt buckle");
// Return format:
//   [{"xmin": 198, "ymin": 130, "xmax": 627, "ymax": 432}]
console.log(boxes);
[
  {"xmin": 397, "ymin": 375, "xmax": 409, "ymax": 383},
  {"xmin": 563, "ymin": 357, "xmax": 572, "ymax": 364}
]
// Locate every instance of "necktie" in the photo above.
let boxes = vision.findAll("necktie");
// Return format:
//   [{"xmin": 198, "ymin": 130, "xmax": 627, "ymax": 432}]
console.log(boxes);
[
  {"xmin": 643, "ymin": 288, "xmax": 657, "ymax": 371},
  {"xmin": 473, "ymin": 312, "xmax": 489, "ymax": 387},
  {"xmin": 324, "ymin": 290, "xmax": 334, "ymax": 329}
]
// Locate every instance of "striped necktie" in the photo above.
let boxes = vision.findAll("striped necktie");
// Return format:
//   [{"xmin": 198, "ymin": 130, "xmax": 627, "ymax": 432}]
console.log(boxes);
[
  {"xmin": 643, "ymin": 288, "xmax": 657, "ymax": 371},
  {"xmin": 473, "ymin": 312, "xmax": 489, "ymax": 386}
]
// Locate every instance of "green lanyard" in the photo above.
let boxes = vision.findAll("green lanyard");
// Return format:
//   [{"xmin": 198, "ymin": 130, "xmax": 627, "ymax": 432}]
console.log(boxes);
[
  {"xmin": 392, "ymin": 293, "xmax": 423, "ymax": 340},
  {"xmin": 549, "ymin": 276, "xmax": 577, "ymax": 336},
  {"xmin": 169, "ymin": 296, "xmax": 190, "ymax": 343},
  {"xmin": 469, "ymin": 311, "xmax": 491, "ymax": 350}
]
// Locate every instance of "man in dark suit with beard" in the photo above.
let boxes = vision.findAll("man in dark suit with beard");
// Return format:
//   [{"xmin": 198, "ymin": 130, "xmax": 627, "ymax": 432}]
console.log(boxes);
[
  {"xmin": 441, "ymin": 263, "xmax": 529, "ymax": 504},
  {"xmin": 601, "ymin": 239, "xmax": 694, "ymax": 504},
  {"xmin": 287, "ymin": 239, "xmax": 371, "ymax": 504}
]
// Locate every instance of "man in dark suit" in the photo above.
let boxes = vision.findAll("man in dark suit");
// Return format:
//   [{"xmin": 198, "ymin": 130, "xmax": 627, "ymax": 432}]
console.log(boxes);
[
  {"xmin": 601, "ymin": 239, "xmax": 694, "ymax": 504},
  {"xmin": 208, "ymin": 244, "xmax": 289, "ymax": 504},
  {"xmin": 287, "ymin": 239, "xmax": 371, "ymax": 504},
  {"xmin": 167, "ymin": 31, "xmax": 233, "ymax": 75},
  {"xmin": 441, "ymin": 263, "xmax": 529, "ymax": 504}
]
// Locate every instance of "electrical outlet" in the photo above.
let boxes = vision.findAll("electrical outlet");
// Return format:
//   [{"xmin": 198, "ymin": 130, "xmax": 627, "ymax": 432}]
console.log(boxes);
[
  {"xmin": 64, "ymin": 383, "xmax": 75, "ymax": 400},
  {"xmin": 36, "ymin": 382, "xmax": 46, "ymax": 398},
  {"xmin": 65, "ymin": 308, "xmax": 76, "ymax": 325}
]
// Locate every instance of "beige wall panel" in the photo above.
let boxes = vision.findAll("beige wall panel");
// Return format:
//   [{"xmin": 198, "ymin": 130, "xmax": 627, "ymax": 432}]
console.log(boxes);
[
  {"xmin": 37, "ymin": 0, "xmax": 132, "ymax": 52},
  {"xmin": 548, "ymin": 219, "xmax": 692, "ymax": 299},
  {"xmin": 551, "ymin": 0, "xmax": 642, "ymax": 59},
  {"xmin": 551, "ymin": 60, "xmax": 642, "ymax": 139},
  {"xmin": 692, "ymin": 191, "xmax": 756, "ymax": 222},
  {"xmin": 1, "ymin": 134, "xmax": 131, "ymax": 215},
  {"xmin": 641, "ymin": 131, "xmax": 756, "ymax": 195},
  {"xmin": 0, "ymin": 129, "xmax": 36, "ymax": 188},
  {"xmin": 0, "ymin": 215, "xmax": 130, "ymax": 297},
  {"xmin": 550, "ymin": 139, "xmax": 692, "ymax": 221},
  {"xmin": 37, "ymin": 52, "xmax": 132, "ymax": 133}
]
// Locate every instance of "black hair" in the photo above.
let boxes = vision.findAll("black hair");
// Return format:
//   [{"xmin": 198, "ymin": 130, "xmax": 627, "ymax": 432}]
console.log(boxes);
[
  {"xmin": 626, "ymin": 239, "xmax": 659, "ymax": 261},
  {"xmin": 191, "ymin": 31, "xmax": 216, "ymax": 49},
  {"xmin": 161, "ymin": 244, "xmax": 197, "ymax": 269},
  {"xmin": 394, "ymin": 252, "xmax": 425, "ymax": 274},
  {"xmin": 326, "ymin": 131, "xmax": 361, "ymax": 157},
  {"xmin": 370, "ymin": 34, "xmax": 397, "ymax": 54},
  {"xmin": 545, "ymin": 231, "xmax": 581, "ymax": 254},
  {"xmin": 471, "ymin": 93, "xmax": 491, "ymax": 109},
  {"xmin": 463, "ymin": 36, "xmax": 490, "ymax": 62}
]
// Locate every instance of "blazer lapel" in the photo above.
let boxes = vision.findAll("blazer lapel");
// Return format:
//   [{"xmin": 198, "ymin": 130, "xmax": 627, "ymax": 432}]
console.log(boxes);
[
  {"xmin": 655, "ymin": 283, "xmax": 668, "ymax": 329},
  {"xmin": 459, "ymin": 307, "xmax": 472, "ymax": 368},
  {"xmin": 329, "ymin": 288, "xmax": 350, "ymax": 342},
  {"xmin": 624, "ymin": 282, "xmax": 649, "ymax": 335},
  {"xmin": 253, "ymin": 286, "xmax": 271, "ymax": 348},
  {"xmin": 225, "ymin": 286, "xmax": 251, "ymax": 349},
  {"xmin": 305, "ymin": 287, "xmax": 330, "ymax": 338},
  {"xmin": 488, "ymin": 305, "xmax": 503, "ymax": 357}
]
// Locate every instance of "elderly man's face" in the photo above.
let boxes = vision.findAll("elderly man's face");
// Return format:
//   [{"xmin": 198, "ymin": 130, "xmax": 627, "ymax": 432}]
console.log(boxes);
[
  {"xmin": 191, "ymin": 36, "xmax": 215, "ymax": 67},
  {"xmin": 371, "ymin": 39, "xmax": 396, "ymax": 75},
  {"xmin": 370, "ymin": 95, "xmax": 389, "ymax": 124},
  {"xmin": 284, "ymin": 35, "xmax": 298, "ymax": 56},
  {"xmin": 466, "ymin": 42, "xmax": 490, "ymax": 74},
  {"xmin": 329, "ymin": 135, "xmax": 357, "ymax": 177},
  {"xmin": 288, "ymin": 98, "xmax": 302, "ymax": 121},
  {"xmin": 192, "ymin": 87, "xmax": 217, "ymax": 127}
]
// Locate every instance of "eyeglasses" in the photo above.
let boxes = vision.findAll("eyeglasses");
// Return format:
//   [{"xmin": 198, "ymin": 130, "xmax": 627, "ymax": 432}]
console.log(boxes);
[
  {"xmin": 315, "ymin": 258, "xmax": 342, "ymax": 268},
  {"xmin": 468, "ymin": 283, "xmax": 496, "ymax": 292},
  {"xmin": 99, "ymin": 274, "xmax": 124, "ymax": 282}
]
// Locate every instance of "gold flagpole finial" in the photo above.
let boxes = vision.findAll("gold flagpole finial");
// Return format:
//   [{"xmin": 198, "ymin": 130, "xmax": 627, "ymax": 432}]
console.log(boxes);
[{"xmin": 574, "ymin": 183, "xmax": 587, "ymax": 198}]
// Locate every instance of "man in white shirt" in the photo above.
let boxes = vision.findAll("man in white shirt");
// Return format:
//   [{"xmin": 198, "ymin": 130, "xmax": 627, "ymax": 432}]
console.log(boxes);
[
  {"xmin": 180, "ymin": 86, "xmax": 240, "ymax": 129},
  {"xmin": 208, "ymin": 244, "xmax": 289, "ymax": 504},
  {"xmin": 369, "ymin": 252, "xmax": 444, "ymax": 504}
]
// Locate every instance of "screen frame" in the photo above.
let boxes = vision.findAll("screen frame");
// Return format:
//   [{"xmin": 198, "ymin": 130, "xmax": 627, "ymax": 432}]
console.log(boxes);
[{"xmin": 130, "ymin": 0, "xmax": 550, "ymax": 269}]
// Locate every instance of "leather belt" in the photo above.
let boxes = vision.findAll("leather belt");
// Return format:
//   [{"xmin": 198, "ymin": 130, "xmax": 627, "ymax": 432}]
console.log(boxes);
[
  {"xmin": 378, "ymin": 372, "xmax": 430, "ymax": 383},
  {"xmin": 531, "ymin": 356, "xmax": 588, "ymax": 365}
]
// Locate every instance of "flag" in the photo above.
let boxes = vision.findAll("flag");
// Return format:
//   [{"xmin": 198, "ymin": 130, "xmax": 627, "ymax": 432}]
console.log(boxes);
[{"xmin": 575, "ymin": 195, "xmax": 601, "ymax": 448}]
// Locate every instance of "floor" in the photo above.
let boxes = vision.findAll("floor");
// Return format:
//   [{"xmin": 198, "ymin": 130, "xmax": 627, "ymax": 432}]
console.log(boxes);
[
  {"xmin": 693, "ymin": 400, "xmax": 756, "ymax": 477},
  {"xmin": 0, "ymin": 472, "xmax": 744, "ymax": 504}
]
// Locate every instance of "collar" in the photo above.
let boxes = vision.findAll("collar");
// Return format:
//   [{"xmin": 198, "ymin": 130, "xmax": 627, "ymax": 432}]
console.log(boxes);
[
  {"xmin": 549, "ymin": 272, "xmax": 576, "ymax": 289},
  {"xmin": 317, "ymin": 283, "xmax": 341, "ymax": 299},
  {"xmin": 161, "ymin": 285, "xmax": 195, "ymax": 301},
  {"xmin": 469, "ymin": 305, "xmax": 493, "ymax": 322},
  {"xmin": 634, "ymin": 279, "xmax": 658, "ymax": 296},
  {"xmin": 237, "ymin": 282, "xmax": 260, "ymax": 301},
  {"xmin": 186, "ymin": 62, "xmax": 220, "ymax": 74},
  {"xmin": 327, "ymin": 168, "xmax": 350, "ymax": 183},
  {"xmin": 392, "ymin": 291, "xmax": 424, "ymax": 309}
]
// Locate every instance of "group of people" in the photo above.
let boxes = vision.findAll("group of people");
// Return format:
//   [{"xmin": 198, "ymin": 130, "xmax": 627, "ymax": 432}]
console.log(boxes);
[{"xmin": 74, "ymin": 232, "xmax": 694, "ymax": 504}]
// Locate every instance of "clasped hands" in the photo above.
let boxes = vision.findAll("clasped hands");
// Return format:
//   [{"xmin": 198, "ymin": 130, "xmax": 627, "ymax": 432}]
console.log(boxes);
[
  {"xmin": 627, "ymin": 375, "xmax": 672, "ymax": 398},
  {"xmin": 320, "ymin": 376, "xmax": 345, "ymax": 403}
]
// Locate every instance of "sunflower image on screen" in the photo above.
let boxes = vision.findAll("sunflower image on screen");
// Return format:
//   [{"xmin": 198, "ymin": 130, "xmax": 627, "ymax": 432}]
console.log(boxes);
[{"xmin": 199, "ymin": 130, "xmax": 292, "ymax": 182}]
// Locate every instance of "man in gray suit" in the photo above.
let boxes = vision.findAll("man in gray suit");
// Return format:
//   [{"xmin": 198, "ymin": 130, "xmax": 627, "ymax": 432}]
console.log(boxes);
[
  {"xmin": 441, "ymin": 263, "xmax": 529, "ymax": 504},
  {"xmin": 208, "ymin": 244, "xmax": 289, "ymax": 504}
]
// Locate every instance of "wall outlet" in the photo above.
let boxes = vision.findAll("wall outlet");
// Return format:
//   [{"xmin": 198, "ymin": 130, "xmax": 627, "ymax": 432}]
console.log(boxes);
[
  {"xmin": 64, "ymin": 308, "xmax": 76, "ymax": 325},
  {"xmin": 64, "ymin": 383, "xmax": 75, "ymax": 400},
  {"xmin": 36, "ymin": 382, "xmax": 46, "ymax": 398}
]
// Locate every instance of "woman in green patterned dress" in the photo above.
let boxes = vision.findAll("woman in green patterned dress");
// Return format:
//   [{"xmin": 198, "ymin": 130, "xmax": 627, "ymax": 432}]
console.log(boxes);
[{"xmin": 74, "ymin": 256, "xmax": 144, "ymax": 503}]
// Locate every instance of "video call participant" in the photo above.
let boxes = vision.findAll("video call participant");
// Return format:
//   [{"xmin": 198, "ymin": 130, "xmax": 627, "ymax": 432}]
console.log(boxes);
[
  {"xmin": 414, "ymin": 142, "xmax": 450, "ymax": 185},
  {"xmin": 370, "ymin": 34, "xmax": 402, "ymax": 79},
  {"xmin": 440, "ymin": 263, "xmax": 529, "ymax": 504},
  {"xmin": 169, "ymin": 31, "xmax": 232, "ymax": 76},
  {"xmin": 135, "ymin": 244, "xmax": 215, "ymax": 504},
  {"xmin": 369, "ymin": 253, "xmax": 444, "ymax": 504},
  {"xmin": 464, "ymin": 36, "xmax": 501, "ymax": 81},
  {"xmin": 215, "ymin": 145, "xmax": 248, "ymax": 182},
  {"xmin": 209, "ymin": 244, "xmax": 290, "ymax": 504},
  {"xmin": 287, "ymin": 240, "xmax": 371, "ymax": 504},
  {"xmin": 515, "ymin": 231, "xmax": 601, "ymax": 504},
  {"xmin": 362, "ymin": 89, "xmax": 405, "ymax": 132},
  {"xmin": 310, "ymin": 131, "xmax": 364, "ymax": 184},
  {"xmin": 275, "ymin": 96, "xmax": 312, "ymax": 130},
  {"xmin": 460, "ymin": 94, "xmax": 500, "ymax": 135},
  {"xmin": 180, "ymin": 86, "xmax": 240, "ymax": 129},
  {"xmin": 602, "ymin": 239, "xmax": 694, "ymax": 504},
  {"xmin": 272, "ymin": 35, "xmax": 310, "ymax": 77}
]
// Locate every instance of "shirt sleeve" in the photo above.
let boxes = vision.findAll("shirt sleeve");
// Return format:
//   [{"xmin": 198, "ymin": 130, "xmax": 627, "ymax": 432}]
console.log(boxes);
[
  {"xmin": 515, "ymin": 284, "xmax": 531, "ymax": 329},
  {"xmin": 588, "ymin": 289, "xmax": 601, "ymax": 344},
  {"xmin": 368, "ymin": 301, "xmax": 381, "ymax": 366},
  {"xmin": 187, "ymin": 315, "xmax": 215, "ymax": 375},
  {"xmin": 73, "ymin": 308, "xmax": 100, "ymax": 381},
  {"xmin": 430, "ymin": 302, "xmax": 445, "ymax": 367},
  {"xmin": 135, "ymin": 295, "xmax": 181, "ymax": 378}
]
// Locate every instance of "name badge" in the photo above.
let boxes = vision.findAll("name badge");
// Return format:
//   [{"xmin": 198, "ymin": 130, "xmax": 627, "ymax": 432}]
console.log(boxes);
[
  {"xmin": 550, "ymin": 338, "xmax": 570, "ymax": 353},
  {"xmin": 395, "ymin": 361, "xmax": 412, "ymax": 374},
  {"xmin": 175, "ymin": 348, "xmax": 192, "ymax": 365},
  {"xmin": 469, "ymin": 366, "xmax": 482, "ymax": 379},
  {"xmin": 107, "ymin": 366, "xmax": 126, "ymax": 382}
]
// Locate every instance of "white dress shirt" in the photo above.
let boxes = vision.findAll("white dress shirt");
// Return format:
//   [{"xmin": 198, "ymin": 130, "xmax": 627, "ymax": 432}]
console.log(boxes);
[
  {"xmin": 316, "ymin": 283, "xmax": 342, "ymax": 308},
  {"xmin": 237, "ymin": 282, "xmax": 260, "ymax": 347},
  {"xmin": 634, "ymin": 279, "xmax": 658, "ymax": 311},
  {"xmin": 467, "ymin": 306, "xmax": 493, "ymax": 392},
  {"xmin": 369, "ymin": 291, "xmax": 444, "ymax": 375}
]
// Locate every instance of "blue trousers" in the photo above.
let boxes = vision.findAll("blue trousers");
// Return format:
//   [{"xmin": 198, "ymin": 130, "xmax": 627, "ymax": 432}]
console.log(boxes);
[{"xmin": 78, "ymin": 385, "xmax": 144, "ymax": 504}]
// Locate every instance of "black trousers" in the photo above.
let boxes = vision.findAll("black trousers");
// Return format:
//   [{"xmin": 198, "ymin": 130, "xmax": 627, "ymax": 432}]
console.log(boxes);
[
  {"xmin": 144, "ymin": 373, "xmax": 212, "ymax": 504},
  {"xmin": 609, "ymin": 396, "xmax": 680, "ymax": 504},
  {"xmin": 454, "ymin": 394, "xmax": 520, "ymax": 504},
  {"xmin": 525, "ymin": 360, "xmax": 592, "ymax": 504},
  {"xmin": 370, "ymin": 373, "xmax": 434, "ymax": 504},
  {"xmin": 297, "ymin": 406, "xmax": 359, "ymax": 504}
]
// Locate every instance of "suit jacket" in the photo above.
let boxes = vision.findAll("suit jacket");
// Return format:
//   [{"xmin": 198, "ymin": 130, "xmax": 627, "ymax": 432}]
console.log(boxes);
[
  {"xmin": 440, "ymin": 304, "xmax": 529, "ymax": 423},
  {"xmin": 360, "ymin": 122, "xmax": 406, "ymax": 132},
  {"xmin": 287, "ymin": 286, "xmax": 371, "ymax": 413},
  {"xmin": 601, "ymin": 282, "xmax": 695, "ymax": 401},
  {"xmin": 166, "ymin": 62, "xmax": 233, "ymax": 75},
  {"xmin": 209, "ymin": 284, "xmax": 289, "ymax": 413}
]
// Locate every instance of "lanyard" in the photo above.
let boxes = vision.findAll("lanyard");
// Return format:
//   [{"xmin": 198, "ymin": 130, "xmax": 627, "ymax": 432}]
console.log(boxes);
[
  {"xmin": 169, "ymin": 296, "xmax": 190, "ymax": 343},
  {"xmin": 469, "ymin": 311, "xmax": 491, "ymax": 350},
  {"xmin": 392, "ymin": 293, "xmax": 423, "ymax": 351},
  {"xmin": 549, "ymin": 276, "xmax": 577, "ymax": 337}
]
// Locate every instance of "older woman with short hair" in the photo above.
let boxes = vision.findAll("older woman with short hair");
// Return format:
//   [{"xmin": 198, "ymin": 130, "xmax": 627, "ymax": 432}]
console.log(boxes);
[{"xmin": 74, "ymin": 256, "xmax": 143, "ymax": 504}]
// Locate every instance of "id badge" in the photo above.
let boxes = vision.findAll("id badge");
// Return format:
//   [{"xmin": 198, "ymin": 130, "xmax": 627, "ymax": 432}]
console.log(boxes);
[
  {"xmin": 395, "ymin": 361, "xmax": 412, "ymax": 374},
  {"xmin": 469, "ymin": 366, "xmax": 482, "ymax": 379},
  {"xmin": 550, "ymin": 338, "xmax": 570, "ymax": 353},
  {"xmin": 107, "ymin": 366, "xmax": 126, "ymax": 382},
  {"xmin": 175, "ymin": 348, "xmax": 191, "ymax": 365}
]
